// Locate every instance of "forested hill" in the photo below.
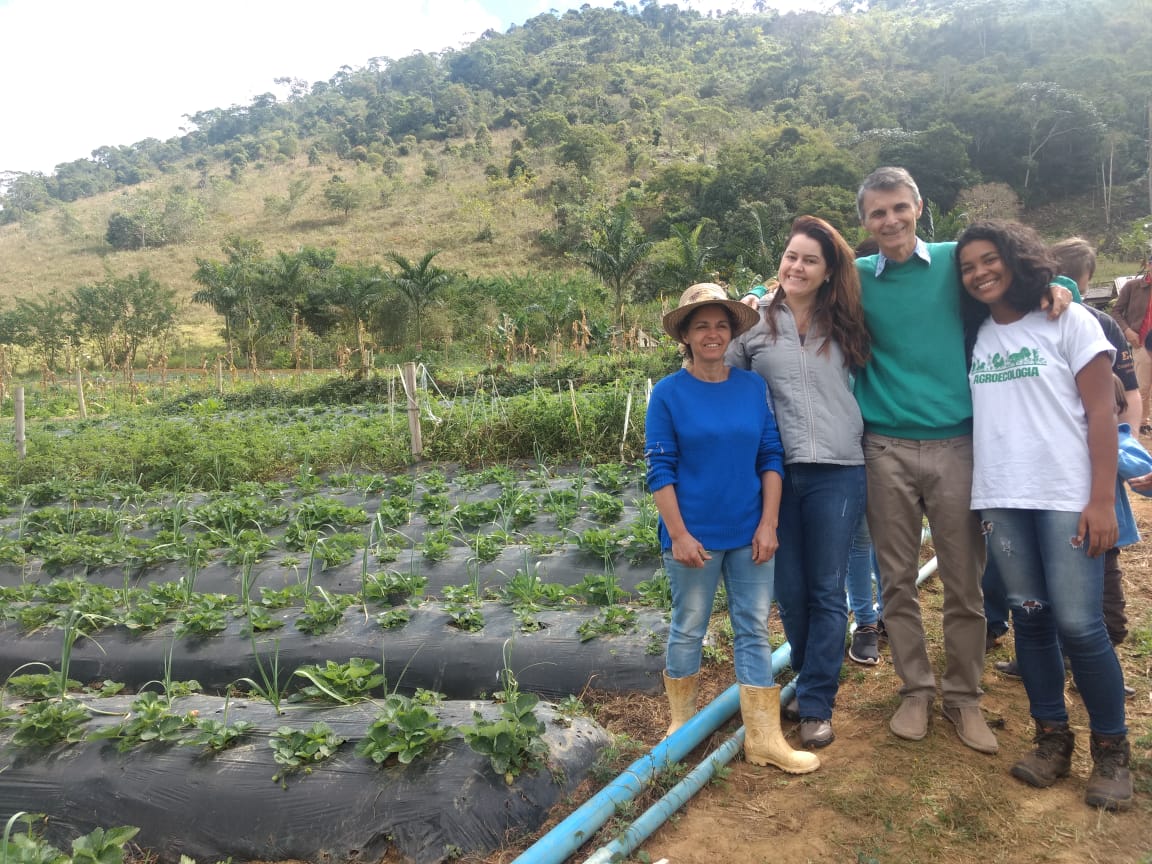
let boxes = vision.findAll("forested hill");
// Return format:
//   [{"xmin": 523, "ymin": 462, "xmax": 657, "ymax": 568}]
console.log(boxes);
[{"xmin": 1, "ymin": 0, "xmax": 1150, "ymax": 315}]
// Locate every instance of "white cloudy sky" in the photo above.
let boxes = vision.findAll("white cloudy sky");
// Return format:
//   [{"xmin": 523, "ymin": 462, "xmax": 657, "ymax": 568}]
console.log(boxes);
[{"xmin": 0, "ymin": 0, "xmax": 830, "ymax": 176}]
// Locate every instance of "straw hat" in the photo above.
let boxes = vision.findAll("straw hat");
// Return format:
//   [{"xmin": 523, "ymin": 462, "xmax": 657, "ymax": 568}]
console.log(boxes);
[{"xmin": 661, "ymin": 283, "xmax": 760, "ymax": 342}]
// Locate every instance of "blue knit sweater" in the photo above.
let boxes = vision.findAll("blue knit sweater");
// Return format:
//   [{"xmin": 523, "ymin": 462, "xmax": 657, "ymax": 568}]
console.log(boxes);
[{"xmin": 645, "ymin": 368, "xmax": 784, "ymax": 551}]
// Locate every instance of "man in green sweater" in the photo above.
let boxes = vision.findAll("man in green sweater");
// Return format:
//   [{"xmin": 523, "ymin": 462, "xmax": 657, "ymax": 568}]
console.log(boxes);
[{"xmin": 854, "ymin": 167, "xmax": 998, "ymax": 754}]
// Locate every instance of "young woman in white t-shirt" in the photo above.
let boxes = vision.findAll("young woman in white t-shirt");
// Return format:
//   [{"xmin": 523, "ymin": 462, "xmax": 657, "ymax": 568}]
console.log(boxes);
[{"xmin": 956, "ymin": 220, "xmax": 1130, "ymax": 812}]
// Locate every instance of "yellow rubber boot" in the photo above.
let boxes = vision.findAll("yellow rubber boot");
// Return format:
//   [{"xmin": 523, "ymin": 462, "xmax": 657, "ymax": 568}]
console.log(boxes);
[
  {"xmin": 740, "ymin": 684, "xmax": 820, "ymax": 774},
  {"xmin": 663, "ymin": 671, "xmax": 699, "ymax": 737}
]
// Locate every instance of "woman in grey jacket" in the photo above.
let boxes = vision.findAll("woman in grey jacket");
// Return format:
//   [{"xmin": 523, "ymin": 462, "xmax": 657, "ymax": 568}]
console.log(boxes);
[{"xmin": 728, "ymin": 215, "xmax": 871, "ymax": 748}]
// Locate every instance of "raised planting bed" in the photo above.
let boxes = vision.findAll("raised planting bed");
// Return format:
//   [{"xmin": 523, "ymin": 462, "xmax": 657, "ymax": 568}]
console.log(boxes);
[
  {"xmin": 0, "ymin": 692, "xmax": 610, "ymax": 864},
  {"xmin": 0, "ymin": 602, "xmax": 668, "ymax": 698}
]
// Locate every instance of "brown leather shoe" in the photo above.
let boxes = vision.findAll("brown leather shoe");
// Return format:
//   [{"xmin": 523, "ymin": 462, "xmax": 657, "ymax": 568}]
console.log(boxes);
[
  {"xmin": 942, "ymin": 703, "xmax": 998, "ymax": 754},
  {"xmin": 889, "ymin": 696, "xmax": 931, "ymax": 741}
]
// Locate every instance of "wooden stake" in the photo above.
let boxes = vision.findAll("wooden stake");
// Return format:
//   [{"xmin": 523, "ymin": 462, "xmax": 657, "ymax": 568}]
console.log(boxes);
[
  {"xmin": 14, "ymin": 386, "xmax": 25, "ymax": 459},
  {"xmin": 76, "ymin": 367, "xmax": 87, "ymax": 420},
  {"xmin": 403, "ymin": 361, "xmax": 423, "ymax": 459}
]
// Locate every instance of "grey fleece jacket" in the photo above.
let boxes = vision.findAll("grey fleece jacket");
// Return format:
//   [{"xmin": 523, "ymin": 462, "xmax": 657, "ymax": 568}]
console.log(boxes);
[{"xmin": 726, "ymin": 299, "xmax": 864, "ymax": 466}]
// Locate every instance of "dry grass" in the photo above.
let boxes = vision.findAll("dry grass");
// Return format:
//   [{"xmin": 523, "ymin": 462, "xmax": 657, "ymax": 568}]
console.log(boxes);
[{"xmin": 0, "ymin": 128, "xmax": 603, "ymax": 323}]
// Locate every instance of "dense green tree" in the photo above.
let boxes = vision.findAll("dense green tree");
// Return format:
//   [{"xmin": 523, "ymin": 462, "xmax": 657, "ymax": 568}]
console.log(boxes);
[
  {"xmin": 11, "ymin": 292, "xmax": 73, "ymax": 372},
  {"xmin": 322, "ymin": 174, "xmax": 367, "ymax": 217},
  {"xmin": 72, "ymin": 270, "xmax": 178, "ymax": 381}
]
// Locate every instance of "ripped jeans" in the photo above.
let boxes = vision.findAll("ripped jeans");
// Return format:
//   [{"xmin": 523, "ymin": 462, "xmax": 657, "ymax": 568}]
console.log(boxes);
[{"xmin": 982, "ymin": 508, "xmax": 1126, "ymax": 735}]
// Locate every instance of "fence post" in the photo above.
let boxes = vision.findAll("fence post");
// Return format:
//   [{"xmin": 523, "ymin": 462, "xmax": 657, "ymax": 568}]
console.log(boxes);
[
  {"xmin": 216, "ymin": 359, "xmax": 224, "ymax": 396},
  {"xmin": 76, "ymin": 367, "xmax": 87, "ymax": 420},
  {"xmin": 402, "ymin": 361, "xmax": 422, "ymax": 459},
  {"xmin": 14, "ymin": 386, "xmax": 25, "ymax": 459}
]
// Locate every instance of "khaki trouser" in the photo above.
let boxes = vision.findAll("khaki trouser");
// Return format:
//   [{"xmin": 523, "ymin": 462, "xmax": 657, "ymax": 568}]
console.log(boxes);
[
  {"xmin": 1136, "ymin": 348, "xmax": 1152, "ymax": 425},
  {"xmin": 864, "ymin": 432, "xmax": 986, "ymax": 706}
]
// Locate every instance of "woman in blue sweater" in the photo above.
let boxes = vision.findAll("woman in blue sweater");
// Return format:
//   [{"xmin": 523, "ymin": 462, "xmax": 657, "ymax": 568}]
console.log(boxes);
[{"xmin": 646, "ymin": 283, "xmax": 818, "ymax": 774}]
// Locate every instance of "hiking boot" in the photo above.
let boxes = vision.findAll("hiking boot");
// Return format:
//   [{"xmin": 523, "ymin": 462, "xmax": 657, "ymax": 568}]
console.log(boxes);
[
  {"xmin": 995, "ymin": 658, "xmax": 1021, "ymax": 678},
  {"xmin": 849, "ymin": 624, "xmax": 881, "ymax": 666},
  {"xmin": 876, "ymin": 618, "xmax": 888, "ymax": 643},
  {"xmin": 985, "ymin": 628, "xmax": 1007, "ymax": 653},
  {"xmin": 942, "ymin": 703, "xmax": 999, "ymax": 754},
  {"xmin": 1086, "ymin": 733, "xmax": 1133, "ymax": 811},
  {"xmin": 1010, "ymin": 721, "xmax": 1074, "ymax": 788},
  {"xmin": 799, "ymin": 718, "xmax": 835, "ymax": 749}
]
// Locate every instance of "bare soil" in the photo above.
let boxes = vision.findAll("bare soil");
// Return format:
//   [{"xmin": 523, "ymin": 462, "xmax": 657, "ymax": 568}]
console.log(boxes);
[{"xmin": 471, "ymin": 499, "xmax": 1152, "ymax": 864}]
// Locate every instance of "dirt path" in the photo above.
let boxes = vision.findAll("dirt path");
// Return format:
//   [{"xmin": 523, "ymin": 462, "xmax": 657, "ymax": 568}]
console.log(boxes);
[{"xmin": 479, "ymin": 499, "xmax": 1152, "ymax": 864}]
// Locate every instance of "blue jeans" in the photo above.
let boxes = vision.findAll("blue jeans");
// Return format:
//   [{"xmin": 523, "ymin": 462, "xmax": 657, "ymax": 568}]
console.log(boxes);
[
  {"xmin": 664, "ymin": 545, "xmax": 774, "ymax": 687},
  {"xmin": 982, "ymin": 508, "xmax": 1126, "ymax": 735},
  {"xmin": 846, "ymin": 511, "xmax": 881, "ymax": 625},
  {"xmin": 981, "ymin": 547, "xmax": 1010, "ymax": 639},
  {"xmin": 775, "ymin": 463, "xmax": 867, "ymax": 719}
]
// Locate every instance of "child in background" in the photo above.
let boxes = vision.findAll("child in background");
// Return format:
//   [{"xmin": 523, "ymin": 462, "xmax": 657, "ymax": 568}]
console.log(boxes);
[{"xmin": 957, "ymin": 220, "xmax": 1131, "ymax": 811}]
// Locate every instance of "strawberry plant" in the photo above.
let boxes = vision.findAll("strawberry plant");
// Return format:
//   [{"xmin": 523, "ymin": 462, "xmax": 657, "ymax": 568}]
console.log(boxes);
[
  {"xmin": 585, "ymin": 491, "xmax": 624, "ymax": 523},
  {"xmin": 362, "ymin": 570, "xmax": 426, "ymax": 605},
  {"xmin": 173, "ymin": 594, "xmax": 231, "ymax": 637},
  {"xmin": 575, "ymin": 573, "xmax": 626, "ymax": 606},
  {"xmin": 356, "ymin": 694, "xmax": 456, "ymax": 765},
  {"xmin": 292, "ymin": 658, "xmax": 386, "ymax": 704},
  {"xmin": 296, "ymin": 588, "xmax": 355, "ymax": 635},
  {"xmin": 89, "ymin": 691, "xmax": 192, "ymax": 751},
  {"xmin": 5, "ymin": 673, "xmax": 83, "ymax": 699},
  {"xmin": 269, "ymin": 722, "xmax": 346, "ymax": 785},
  {"xmin": 187, "ymin": 716, "xmax": 255, "ymax": 752},
  {"xmin": 421, "ymin": 528, "xmax": 454, "ymax": 562},
  {"xmin": 462, "ymin": 692, "xmax": 548, "ymax": 783},
  {"xmin": 376, "ymin": 607, "xmax": 411, "ymax": 629},
  {"xmin": 9, "ymin": 698, "xmax": 90, "ymax": 746},
  {"xmin": 591, "ymin": 462, "xmax": 629, "ymax": 493},
  {"xmin": 577, "ymin": 606, "xmax": 638, "ymax": 641}
]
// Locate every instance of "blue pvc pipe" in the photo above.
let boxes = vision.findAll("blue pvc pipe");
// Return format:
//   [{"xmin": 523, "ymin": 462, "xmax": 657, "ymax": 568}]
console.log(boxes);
[
  {"xmin": 511, "ymin": 645, "xmax": 793, "ymax": 864},
  {"xmin": 581, "ymin": 676, "xmax": 800, "ymax": 864}
]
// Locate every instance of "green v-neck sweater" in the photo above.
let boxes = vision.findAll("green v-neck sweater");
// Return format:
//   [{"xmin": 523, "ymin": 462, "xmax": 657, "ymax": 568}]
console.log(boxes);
[{"xmin": 854, "ymin": 242, "xmax": 973, "ymax": 439}]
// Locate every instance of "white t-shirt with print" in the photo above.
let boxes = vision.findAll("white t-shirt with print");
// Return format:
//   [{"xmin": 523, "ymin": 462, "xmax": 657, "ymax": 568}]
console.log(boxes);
[{"xmin": 970, "ymin": 304, "xmax": 1113, "ymax": 512}]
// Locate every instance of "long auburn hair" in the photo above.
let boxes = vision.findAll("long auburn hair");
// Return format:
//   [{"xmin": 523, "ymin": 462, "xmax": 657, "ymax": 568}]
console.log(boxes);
[{"xmin": 763, "ymin": 215, "xmax": 871, "ymax": 368}]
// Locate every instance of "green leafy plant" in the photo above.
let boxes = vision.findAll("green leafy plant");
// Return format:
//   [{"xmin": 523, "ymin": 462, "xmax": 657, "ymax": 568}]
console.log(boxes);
[
  {"xmin": 269, "ymin": 722, "xmax": 347, "ymax": 785},
  {"xmin": 4, "ymin": 673, "xmax": 82, "ymax": 699},
  {"xmin": 292, "ymin": 658, "xmax": 386, "ymax": 704},
  {"xmin": 577, "ymin": 606, "xmax": 638, "ymax": 641},
  {"xmin": 89, "ymin": 691, "xmax": 192, "ymax": 751},
  {"xmin": 421, "ymin": 528, "xmax": 454, "ymax": 562},
  {"xmin": 377, "ymin": 607, "xmax": 412, "ymax": 629},
  {"xmin": 635, "ymin": 568, "xmax": 672, "ymax": 609},
  {"xmin": 585, "ymin": 491, "xmax": 624, "ymax": 523},
  {"xmin": 462, "ymin": 692, "xmax": 548, "ymax": 784},
  {"xmin": 10, "ymin": 698, "xmax": 90, "ymax": 746},
  {"xmin": 297, "ymin": 588, "xmax": 354, "ymax": 635},
  {"xmin": 173, "ymin": 594, "xmax": 230, "ymax": 637},
  {"xmin": 187, "ymin": 715, "xmax": 256, "ymax": 752},
  {"xmin": 591, "ymin": 462, "xmax": 629, "ymax": 493},
  {"xmin": 356, "ymin": 693, "xmax": 457, "ymax": 765},
  {"xmin": 363, "ymin": 570, "xmax": 426, "ymax": 606},
  {"xmin": 575, "ymin": 572, "xmax": 626, "ymax": 606}
]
